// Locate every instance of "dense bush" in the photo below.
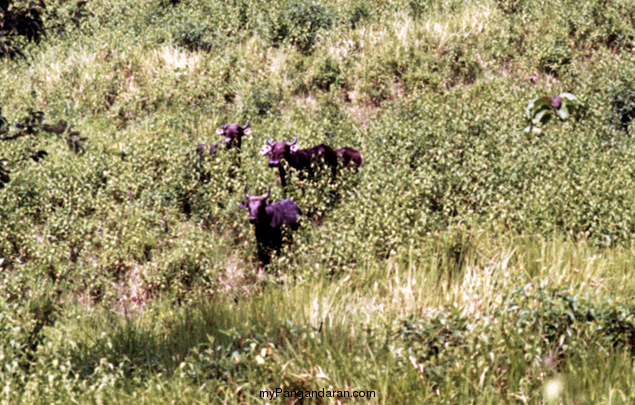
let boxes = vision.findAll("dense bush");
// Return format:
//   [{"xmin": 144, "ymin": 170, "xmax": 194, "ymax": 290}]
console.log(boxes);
[
  {"xmin": 267, "ymin": 0, "xmax": 334, "ymax": 53},
  {"xmin": 392, "ymin": 282, "xmax": 635, "ymax": 397},
  {"xmin": 173, "ymin": 22, "xmax": 216, "ymax": 52},
  {"xmin": 0, "ymin": 0, "xmax": 90, "ymax": 59},
  {"xmin": 609, "ymin": 83, "xmax": 635, "ymax": 132}
]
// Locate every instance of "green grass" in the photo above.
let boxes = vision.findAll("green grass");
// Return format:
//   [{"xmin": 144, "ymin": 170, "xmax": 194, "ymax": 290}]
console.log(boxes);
[
  {"xmin": 2, "ymin": 0, "xmax": 635, "ymax": 402},
  {"xmin": 5, "ymin": 236, "xmax": 635, "ymax": 403}
]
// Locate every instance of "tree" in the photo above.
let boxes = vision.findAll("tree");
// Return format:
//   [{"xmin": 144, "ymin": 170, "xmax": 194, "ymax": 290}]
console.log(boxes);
[{"xmin": 0, "ymin": 0, "xmax": 90, "ymax": 59}]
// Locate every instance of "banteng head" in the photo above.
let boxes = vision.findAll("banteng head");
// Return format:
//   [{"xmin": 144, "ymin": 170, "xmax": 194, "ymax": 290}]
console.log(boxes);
[
  {"xmin": 215, "ymin": 121, "xmax": 252, "ymax": 148},
  {"xmin": 239, "ymin": 185, "xmax": 271, "ymax": 224},
  {"xmin": 260, "ymin": 134, "xmax": 298, "ymax": 167}
]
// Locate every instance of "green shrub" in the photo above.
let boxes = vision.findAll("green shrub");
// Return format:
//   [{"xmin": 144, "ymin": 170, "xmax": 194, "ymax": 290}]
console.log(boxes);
[
  {"xmin": 608, "ymin": 83, "xmax": 635, "ymax": 133},
  {"xmin": 244, "ymin": 86, "xmax": 280, "ymax": 116},
  {"xmin": 268, "ymin": 0, "xmax": 334, "ymax": 53},
  {"xmin": 394, "ymin": 308, "xmax": 469, "ymax": 388},
  {"xmin": 407, "ymin": 0, "xmax": 432, "ymax": 19},
  {"xmin": 345, "ymin": 1, "xmax": 372, "ymax": 29},
  {"xmin": 538, "ymin": 41, "xmax": 572, "ymax": 76},
  {"xmin": 173, "ymin": 22, "xmax": 217, "ymax": 52},
  {"xmin": 310, "ymin": 55, "xmax": 341, "ymax": 92},
  {"xmin": 500, "ymin": 282, "xmax": 635, "ymax": 353}
]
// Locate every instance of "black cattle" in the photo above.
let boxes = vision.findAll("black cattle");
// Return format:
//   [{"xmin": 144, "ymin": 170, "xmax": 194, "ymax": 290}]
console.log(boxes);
[
  {"xmin": 216, "ymin": 121, "xmax": 251, "ymax": 150},
  {"xmin": 197, "ymin": 121, "xmax": 252, "ymax": 157},
  {"xmin": 335, "ymin": 147, "xmax": 363, "ymax": 169},
  {"xmin": 240, "ymin": 186, "xmax": 302, "ymax": 266},
  {"xmin": 259, "ymin": 134, "xmax": 338, "ymax": 187}
]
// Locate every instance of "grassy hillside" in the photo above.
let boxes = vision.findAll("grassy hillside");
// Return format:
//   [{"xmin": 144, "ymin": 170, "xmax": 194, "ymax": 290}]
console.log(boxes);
[{"xmin": 2, "ymin": 0, "xmax": 635, "ymax": 403}]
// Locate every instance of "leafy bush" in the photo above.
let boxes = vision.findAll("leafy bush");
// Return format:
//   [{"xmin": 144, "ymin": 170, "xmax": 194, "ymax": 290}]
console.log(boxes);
[
  {"xmin": 392, "ymin": 282, "xmax": 635, "ymax": 396},
  {"xmin": 0, "ymin": 109, "xmax": 86, "ymax": 190},
  {"xmin": 310, "ymin": 55, "xmax": 341, "ymax": 92},
  {"xmin": 608, "ymin": 83, "xmax": 635, "ymax": 133},
  {"xmin": 524, "ymin": 93, "xmax": 583, "ymax": 133},
  {"xmin": 244, "ymin": 86, "xmax": 280, "ymax": 116},
  {"xmin": 538, "ymin": 41, "xmax": 572, "ymax": 76},
  {"xmin": 345, "ymin": 1, "xmax": 371, "ymax": 29},
  {"xmin": 268, "ymin": 0, "xmax": 334, "ymax": 53},
  {"xmin": 183, "ymin": 326, "xmax": 284, "ymax": 387},
  {"xmin": 173, "ymin": 22, "xmax": 216, "ymax": 52},
  {"xmin": 0, "ymin": 0, "xmax": 90, "ymax": 59},
  {"xmin": 394, "ymin": 308, "xmax": 469, "ymax": 388}
]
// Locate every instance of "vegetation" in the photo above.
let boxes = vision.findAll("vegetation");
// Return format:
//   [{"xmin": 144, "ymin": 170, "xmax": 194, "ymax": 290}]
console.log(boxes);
[
  {"xmin": 2, "ymin": 0, "xmax": 635, "ymax": 402},
  {"xmin": 0, "ymin": 0, "xmax": 90, "ymax": 59}
]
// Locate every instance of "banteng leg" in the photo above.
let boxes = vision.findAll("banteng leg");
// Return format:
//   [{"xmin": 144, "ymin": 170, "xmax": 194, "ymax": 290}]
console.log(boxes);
[{"xmin": 278, "ymin": 166, "xmax": 287, "ymax": 189}]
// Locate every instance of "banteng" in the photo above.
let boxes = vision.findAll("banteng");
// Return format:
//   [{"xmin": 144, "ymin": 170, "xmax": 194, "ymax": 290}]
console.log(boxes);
[
  {"xmin": 197, "ymin": 121, "xmax": 252, "ymax": 157},
  {"xmin": 335, "ymin": 147, "xmax": 363, "ymax": 169},
  {"xmin": 259, "ymin": 134, "xmax": 338, "ymax": 187},
  {"xmin": 240, "ymin": 186, "xmax": 302, "ymax": 266}
]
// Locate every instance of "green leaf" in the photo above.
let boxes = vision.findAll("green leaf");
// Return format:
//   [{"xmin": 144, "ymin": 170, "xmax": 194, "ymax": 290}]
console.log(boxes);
[
  {"xmin": 526, "ymin": 97, "xmax": 552, "ymax": 120},
  {"xmin": 532, "ymin": 108, "xmax": 553, "ymax": 126},
  {"xmin": 558, "ymin": 93, "xmax": 579, "ymax": 103},
  {"xmin": 556, "ymin": 103, "xmax": 569, "ymax": 120}
]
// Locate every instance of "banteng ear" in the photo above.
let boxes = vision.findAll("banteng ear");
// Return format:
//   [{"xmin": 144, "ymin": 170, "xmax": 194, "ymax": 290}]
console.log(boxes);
[
  {"xmin": 290, "ymin": 144, "xmax": 299, "ymax": 153},
  {"xmin": 259, "ymin": 145, "xmax": 272, "ymax": 156},
  {"xmin": 266, "ymin": 200, "xmax": 272, "ymax": 206},
  {"xmin": 243, "ymin": 128, "xmax": 252, "ymax": 135},
  {"xmin": 215, "ymin": 128, "xmax": 225, "ymax": 135},
  {"xmin": 239, "ymin": 201, "xmax": 248, "ymax": 208}
]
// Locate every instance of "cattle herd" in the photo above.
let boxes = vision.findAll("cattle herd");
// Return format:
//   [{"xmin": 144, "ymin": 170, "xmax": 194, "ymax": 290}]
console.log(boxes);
[{"xmin": 198, "ymin": 121, "xmax": 363, "ymax": 267}]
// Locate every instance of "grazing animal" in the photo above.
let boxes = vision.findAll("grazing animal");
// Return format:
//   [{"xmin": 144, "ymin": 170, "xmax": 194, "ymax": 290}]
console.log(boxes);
[
  {"xmin": 216, "ymin": 121, "xmax": 252, "ymax": 150},
  {"xmin": 196, "ymin": 143, "xmax": 220, "ymax": 156},
  {"xmin": 259, "ymin": 134, "xmax": 338, "ymax": 187},
  {"xmin": 197, "ymin": 121, "xmax": 252, "ymax": 157},
  {"xmin": 335, "ymin": 147, "xmax": 363, "ymax": 169},
  {"xmin": 240, "ymin": 186, "xmax": 302, "ymax": 266}
]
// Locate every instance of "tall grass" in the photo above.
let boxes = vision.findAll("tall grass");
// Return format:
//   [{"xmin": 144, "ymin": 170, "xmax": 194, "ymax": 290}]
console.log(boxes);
[{"xmin": 4, "ymin": 236, "xmax": 635, "ymax": 403}]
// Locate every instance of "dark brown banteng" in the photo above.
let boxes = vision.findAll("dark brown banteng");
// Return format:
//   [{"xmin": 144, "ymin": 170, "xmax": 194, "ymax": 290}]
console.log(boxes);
[
  {"xmin": 240, "ymin": 186, "xmax": 302, "ymax": 266},
  {"xmin": 259, "ymin": 134, "xmax": 338, "ymax": 187},
  {"xmin": 197, "ymin": 121, "xmax": 252, "ymax": 157},
  {"xmin": 335, "ymin": 147, "xmax": 363, "ymax": 169},
  {"xmin": 216, "ymin": 121, "xmax": 252, "ymax": 150}
]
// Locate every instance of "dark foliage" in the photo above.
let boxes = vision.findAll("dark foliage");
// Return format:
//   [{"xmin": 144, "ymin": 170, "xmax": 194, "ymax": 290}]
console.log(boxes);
[
  {"xmin": 0, "ymin": 0, "xmax": 90, "ymax": 59},
  {"xmin": 609, "ymin": 84, "xmax": 635, "ymax": 133},
  {"xmin": 173, "ymin": 22, "xmax": 216, "ymax": 52},
  {"xmin": 0, "ymin": 158, "xmax": 9, "ymax": 188},
  {"xmin": 0, "ymin": 108, "xmax": 85, "ymax": 188},
  {"xmin": 269, "ymin": 0, "xmax": 334, "ymax": 53}
]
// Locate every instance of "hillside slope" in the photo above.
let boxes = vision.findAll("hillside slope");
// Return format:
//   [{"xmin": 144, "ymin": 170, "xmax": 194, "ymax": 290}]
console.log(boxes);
[{"xmin": 2, "ymin": 0, "xmax": 635, "ymax": 402}]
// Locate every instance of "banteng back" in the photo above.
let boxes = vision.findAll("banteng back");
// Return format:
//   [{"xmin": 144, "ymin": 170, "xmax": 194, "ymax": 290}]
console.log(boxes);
[
  {"xmin": 336, "ymin": 147, "xmax": 363, "ymax": 169},
  {"xmin": 259, "ymin": 134, "xmax": 338, "ymax": 187}
]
